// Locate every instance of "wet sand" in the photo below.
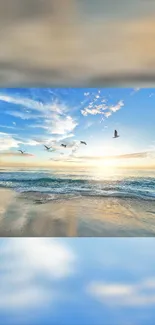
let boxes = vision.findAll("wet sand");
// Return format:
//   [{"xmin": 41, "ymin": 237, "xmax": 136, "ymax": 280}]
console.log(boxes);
[{"xmin": 0, "ymin": 189, "xmax": 155, "ymax": 237}]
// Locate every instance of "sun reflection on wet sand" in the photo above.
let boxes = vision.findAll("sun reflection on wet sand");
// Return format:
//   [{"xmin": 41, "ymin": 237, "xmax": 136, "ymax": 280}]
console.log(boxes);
[{"xmin": 0, "ymin": 189, "xmax": 155, "ymax": 237}]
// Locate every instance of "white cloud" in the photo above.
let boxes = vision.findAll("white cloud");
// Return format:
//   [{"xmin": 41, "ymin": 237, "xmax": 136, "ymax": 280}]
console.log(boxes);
[
  {"xmin": 84, "ymin": 92, "xmax": 90, "ymax": 96},
  {"xmin": 48, "ymin": 116, "xmax": 77, "ymax": 135},
  {"xmin": 109, "ymin": 100, "xmax": 124, "ymax": 112},
  {"xmin": 0, "ymin": 124, "xmax": 23, "ymax": 130},
  {"xmin": 0, "ymin": 133, "xmax": 41, "ymax": 151},
  {"xmin": 0, "ymin": 93, "xmax": 78, "ymax": 139},
  {"xmin": 23, "ymin": 139, "xmax": 41, "ymax": 146},
  {"xmin": 81, "ymin": 105, "xmax": 106, "ymax": 116},
  {"xmin": 48, "ymin": 139, "xmax": 83, "ymax": 159},
  {"xmin": 28, "ymin": 123, "xmax": 49, "ymax": 129},
  {"xmin": 0, "ymin": 125, "xmax": 16, "ymax": 129},
  {"xmin": 59, "ymin": 133, "xmax": 75, "ymax": 141},
  {"xmin": 0, "ymin": 95, "xmax": 63, "ymax": 114},
  {"xmin": 6, "ymin": 110, "xmax": 42, "ymax": 120},
  {"xmin": 104, "ymin": 111, "xmax": 112, "ymax": 118},
  {"xmin": 81, "ymin": 99, "xmax": 124, "ymax": 117},
  {"xmin": 0, "ymin": 238, "xmax": 75, "ymax": 311},
  {"xmin": 0, "ymin": 132, "xmax": 22, "ymax": 151},
  {"xmin": 88, "ymin": 282, "xmax": 134, "ymax": 297},
  {"xmin": 87, "ymin": 277, "xmax": 155, "ymax": 307}
]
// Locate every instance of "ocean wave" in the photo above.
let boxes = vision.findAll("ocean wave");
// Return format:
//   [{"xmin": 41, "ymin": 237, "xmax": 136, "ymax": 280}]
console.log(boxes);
[
  {"xmin": 0, "ymin": 172, "xmax": 155, "ymax": 201},
  {"xmin": 16, "ymin": 190, "xmax": 155, "ymax": 204}
]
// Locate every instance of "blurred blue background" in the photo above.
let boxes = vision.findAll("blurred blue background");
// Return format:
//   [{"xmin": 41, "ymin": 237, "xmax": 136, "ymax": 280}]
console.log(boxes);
[{"xmin": 0, "ymin": 238, "xmax": 155, "ymax": 325}]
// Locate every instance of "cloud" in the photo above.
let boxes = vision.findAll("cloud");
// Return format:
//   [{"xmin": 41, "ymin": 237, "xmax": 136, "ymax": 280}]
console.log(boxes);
[
  {"xmin": 0, "ymin": 132, "xmax": 22, "ymax": 151},
  {"xmin": 23, "ymin": 139, "xmax": 41, "ymax": 146},
  {"xmin": 0, "ymin": 93, "xmax": 78, "ymax": 139},
  {"xmin": 109, "ymin": 100, "xmax": 124, "ymax": 112},
  {"xmin": 104, "ymin": 111, "xmax": 112, "ymax": 118},
  {"xmin": 0, "ymin": 132, "xmax": 42, "ymax": 152},
  {"xmin": 0, "ymin": 124, "xmax": 23, "ymax": 130},
  {"xmin": 88, "ymin": 282, "xmax": 134, "ymax": 298},
  {"xmin": 87, "ymin": 277, "xmax": 155, "ymax": 307},
  {"xmin": 84, "ymin": 92, "xmax": 90, "ymax": 96},
  {"xmin": 0, "ymin": 125, "xmax": 16, "ymax": 130},
  {"xmin": 50, "ymin": 148, "xmax": 155, "ymax": 164},
  {"xmin": 28, "ymin": 123, "xmax": 49, "ymax": 129},
  {"xmin": 48, "ymin": 116, "xmax": 77, "ymax": 135},
  {"xmin": 6, "ymin": 110, "xmax": 42, "ymax": 120},
  {"xmin": 48, "ymin": 139, "xmax": 83, "ymax": 160},
  {"xmin": 70, "ymin": 150, "xmax": 155, "ymax": 162},
  {"xmin": 60, "ymin": 133, "xmax": 75, "ymax": 140},
  {"xmin": 0, "ymin": 131, "xmax": 47, "ymax": 156},
  {"xmin": 0, "ymin": 238, "xmax": 75, "ymax": 311},
  {"xmin": 81, "ymin": 99, "xmax": 124, "ymax": 117},
  {"xmin": 0, "ymin": 152, "xmax": 34, "ymax": 157},
  {"xmin": 81, "ymin": 105, "xmax": 107, "ymax": 116},
  {"xmin": 0, "ymin": 94, "xmax": 63, "ymax": 114}
]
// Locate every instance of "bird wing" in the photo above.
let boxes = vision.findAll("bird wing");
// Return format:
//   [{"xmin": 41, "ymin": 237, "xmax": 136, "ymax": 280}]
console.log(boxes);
[{"xmin": 114, "ymin": 130, "xmax": 117, "ymax": 137}]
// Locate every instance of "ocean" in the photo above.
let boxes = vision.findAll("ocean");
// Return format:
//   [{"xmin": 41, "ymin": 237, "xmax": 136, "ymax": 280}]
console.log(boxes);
[{"xmin": 0, "ymin": 168, "xmax": 155, "ymax": 202}]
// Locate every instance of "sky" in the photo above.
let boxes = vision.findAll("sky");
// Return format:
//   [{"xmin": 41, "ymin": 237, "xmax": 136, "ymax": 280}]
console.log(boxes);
[
  {"xmin": 0, "ymin": 87, "xmax": 155, "ymax": 168},
  {"xmin": 1, "ymin": 238, "xmax": 155, "ymax": 325}
]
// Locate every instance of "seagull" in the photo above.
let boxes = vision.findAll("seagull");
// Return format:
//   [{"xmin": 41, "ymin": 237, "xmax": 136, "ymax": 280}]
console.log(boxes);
[
  {"xmin": 61, "ymin": 144, "xmax": 67, "ymax": 148},
  {"xmin": 113, "ymin": 130, "xmax": 120, "ymax": 138},
  {"xmin": 18, "ymin": 150, "xmax": 25, "ymax": 154},
  {"xmin": 80, "ymin": 141, "xmax": 87, "ymax": 145},
  {"xmin": 44, "ymin": 145, "xmax": 52, "ymax": 151}
]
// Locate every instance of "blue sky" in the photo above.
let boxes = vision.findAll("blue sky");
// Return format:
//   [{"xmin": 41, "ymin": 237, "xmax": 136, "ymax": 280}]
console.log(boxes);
[
  {"xmin": 1, "ymin": 238, "xmax": 155, "ymax": 325},
  {"xmin": 0, "ymin": 88, "xmax": 155, "ymax": 167}
]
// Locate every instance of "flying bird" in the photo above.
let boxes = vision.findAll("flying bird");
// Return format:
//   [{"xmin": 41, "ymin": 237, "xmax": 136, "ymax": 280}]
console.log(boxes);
[
  {"xmin": 18, "ymin": 150, "xmax": 25, "ymax": 154},
  {"xmin": 80, "ymin": 141, "xmax": 87, "ymax": 145},
  {"xmin": 113, "ymin": 130, "xmax": 120, "ymax": 138},
  {"xmin": 44, "ymin": 145, "xmax": 52, "ymax": 151},
  {"xmin": 61, "ymin": 144, "xmax": 67, "ymax": 148}
]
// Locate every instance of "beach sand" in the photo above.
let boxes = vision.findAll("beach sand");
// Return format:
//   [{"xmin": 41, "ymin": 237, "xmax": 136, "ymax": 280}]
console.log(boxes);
[{"xmin": 0, "ymin": 188, "xmax": 155, "ymax": 237}]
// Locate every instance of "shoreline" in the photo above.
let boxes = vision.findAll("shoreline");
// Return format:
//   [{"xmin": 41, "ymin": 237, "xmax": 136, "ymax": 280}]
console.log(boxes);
[{"xmin": 0, "ymin": 188, "xmax": 154, "ymax": 237}]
